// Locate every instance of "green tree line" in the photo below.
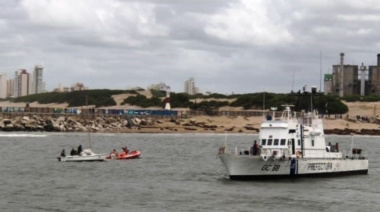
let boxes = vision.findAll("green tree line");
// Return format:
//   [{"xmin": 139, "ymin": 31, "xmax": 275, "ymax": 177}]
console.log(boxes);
[{"xmin": 10, "ymin": 89, "xmax": 349, "ymax": 114}]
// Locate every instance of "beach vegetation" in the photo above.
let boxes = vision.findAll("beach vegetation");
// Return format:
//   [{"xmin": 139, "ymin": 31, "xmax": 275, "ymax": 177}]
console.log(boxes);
[{"xmin": 13, "ymin": 89, "xmax": 137, "ymax": 107}]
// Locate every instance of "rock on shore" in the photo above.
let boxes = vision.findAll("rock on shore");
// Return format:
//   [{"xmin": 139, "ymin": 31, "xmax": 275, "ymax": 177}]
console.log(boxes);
[
  {"xmin": 0, "ymin": 114, "xmax": 379, "ymax": 135},
  {"xmin": 0, "ymin": 115, "xmax": 260, "ymax": 133}
]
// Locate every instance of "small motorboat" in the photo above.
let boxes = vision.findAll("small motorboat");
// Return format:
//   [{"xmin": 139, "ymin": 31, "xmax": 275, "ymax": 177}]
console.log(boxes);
[
  {"xmin": 58, "ymin": 149, "xmax": 107, "ymax": 162},
  {"xmin": 106, "ymin": 150, "xmax": 141, "ymax": 160}
]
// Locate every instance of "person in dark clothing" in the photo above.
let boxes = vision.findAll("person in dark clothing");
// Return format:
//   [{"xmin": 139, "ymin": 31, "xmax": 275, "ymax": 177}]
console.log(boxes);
[
  {"xmin": 251, "ymin": 140, "xmax": 259, "ymax": 155},
  {"xmin": 336, "ymin": 143, "xmax": 339, "ymax": 152},
  {"xmin": 77, "ymin": 145, "xmax": 83, "ymax": 155},
  {"xmin": 70, "ymin": 148, "xmax": 78, "ymax": 156},
  {"xmin": 60, "ymin": 149, "xmax": 66, "ymax": 157}
]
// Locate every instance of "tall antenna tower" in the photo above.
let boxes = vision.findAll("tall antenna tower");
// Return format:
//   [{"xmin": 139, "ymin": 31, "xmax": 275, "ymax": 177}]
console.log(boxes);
[
  {"xmin": 164, "ymin": 86, "xmax": 171, "ymax": 110},
  {"xmin": 320, "ymin": 51, "xmax": 322, "ymax": 92}
]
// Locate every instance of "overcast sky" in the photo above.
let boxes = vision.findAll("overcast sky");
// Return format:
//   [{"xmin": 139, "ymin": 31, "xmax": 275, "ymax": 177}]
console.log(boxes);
[{"xmin": 1, "ymin": 0, "xmax": 380, "ymax": 94}]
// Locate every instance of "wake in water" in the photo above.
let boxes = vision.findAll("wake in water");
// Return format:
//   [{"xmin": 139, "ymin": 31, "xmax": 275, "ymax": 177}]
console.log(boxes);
[{"xmin": 0, "ymin": 133, "xmax": 47, "ymax": 137}]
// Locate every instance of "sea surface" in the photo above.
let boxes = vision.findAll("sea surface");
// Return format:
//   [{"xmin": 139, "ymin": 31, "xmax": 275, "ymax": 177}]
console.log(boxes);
[{"xmin": 0, "ymin": 132, "xmax": 379, "ymax": 212}]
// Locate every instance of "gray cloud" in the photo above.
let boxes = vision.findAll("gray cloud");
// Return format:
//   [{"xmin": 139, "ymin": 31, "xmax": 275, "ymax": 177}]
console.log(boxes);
[{"xmin": 0, "ymin": 0, "xmax": 380, "ymax": 94}]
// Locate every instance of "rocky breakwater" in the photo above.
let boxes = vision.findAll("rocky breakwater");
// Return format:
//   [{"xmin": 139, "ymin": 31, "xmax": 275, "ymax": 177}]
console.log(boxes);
[
  {"xmin": 0, "ymin": 115, "xmax": 260, "ymax": 133},
  {"xmin": 324, "ymin": 128, "xmax": 380, "ymax": 136},
  {"xmin": 0, "ymin": 115, "xmax": 133, "ymax": 132}
]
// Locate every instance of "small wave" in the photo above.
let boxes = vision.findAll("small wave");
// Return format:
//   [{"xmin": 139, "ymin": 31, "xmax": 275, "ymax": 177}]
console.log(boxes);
[{"xmin": 0, "ymin": 134, "xmax": 47, "ymax": 138}]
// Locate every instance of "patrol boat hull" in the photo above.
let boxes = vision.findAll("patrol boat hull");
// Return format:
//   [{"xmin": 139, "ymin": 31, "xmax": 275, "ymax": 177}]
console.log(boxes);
[{"xmin": 219, "ymin": 154, "xmax": 368, "ymax": 180}]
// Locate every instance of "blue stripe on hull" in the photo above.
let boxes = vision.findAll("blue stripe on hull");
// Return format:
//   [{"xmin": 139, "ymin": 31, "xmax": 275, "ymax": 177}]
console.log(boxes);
[
  {"xmin": 229, "ymin": 169, "xmax": 368, "ymax": 180},
  {"xmin": 290, "ymin": 159, "xmax": 298, "ymax": 175}
]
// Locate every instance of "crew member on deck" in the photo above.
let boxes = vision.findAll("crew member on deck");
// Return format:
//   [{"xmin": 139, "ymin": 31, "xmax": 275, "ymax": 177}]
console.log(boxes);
[
  {"xmin": 60, "ymin": 149, "xmax": 66, "ymax": 157},
  {"xmin": 251, "ymin": 140, "xmax": 259, "ymax": 155},
  {"xmin": 336, "ymin": 143, "xmax": 339, "ymax": 152},
  {"xmin": 326, "ymin": 142, "xmax": 332, "ymax": 152}
]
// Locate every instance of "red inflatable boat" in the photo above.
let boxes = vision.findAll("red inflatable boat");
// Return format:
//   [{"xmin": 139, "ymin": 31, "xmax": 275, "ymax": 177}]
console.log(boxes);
[{"xmin": 106, "ymin": 150, "xmax": 141, "ymax": 160}]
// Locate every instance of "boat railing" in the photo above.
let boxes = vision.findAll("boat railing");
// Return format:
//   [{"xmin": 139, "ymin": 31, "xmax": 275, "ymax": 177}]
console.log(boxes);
[
  {"xmin": 342, "ymin": 148, "xmax": 368, "ymax": 160},
  {"xmin": 303, "ymin": 149, "xmax": 342, "ymax": 159},
  {"xmin": 223, "ymin": 146, "xmax": 291, "ymax": 158},
  {"xmin": 222, "ymin": 146, "xmax": 368, "ymax": 160}
]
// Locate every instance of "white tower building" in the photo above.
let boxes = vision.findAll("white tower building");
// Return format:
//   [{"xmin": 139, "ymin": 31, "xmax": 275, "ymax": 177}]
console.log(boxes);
[
  {"xmin": 184, "ymin": 77, "xmax": 195, "ymax": 95},
  {"xmin": 0, "ymin": 72, "xmax": 7, "ymax": 99}
]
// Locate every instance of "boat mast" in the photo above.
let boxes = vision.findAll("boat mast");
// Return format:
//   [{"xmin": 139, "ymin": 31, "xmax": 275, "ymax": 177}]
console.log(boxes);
[
  {"xmin": 88, "ymin": 132, "xmax": 92, "ymax": 149},
  {"xmin": 300, "ymin": 124, "xmax": 304, "ymax": 158},
  {"xmin": 263, "ymin": 90, "xmax": 265, "ymax": 120}
]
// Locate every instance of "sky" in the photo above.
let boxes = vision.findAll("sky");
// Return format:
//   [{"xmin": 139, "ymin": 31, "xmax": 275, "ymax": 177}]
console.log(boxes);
[{"xmin": 1, "ymin": 0, "xmax": 380, "ymax": 94}]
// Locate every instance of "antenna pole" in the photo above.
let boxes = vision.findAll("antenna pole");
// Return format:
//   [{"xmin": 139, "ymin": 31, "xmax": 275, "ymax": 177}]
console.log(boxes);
[
  {"xmin": 263, "ymin": 90, "xmax": 265, "ymax": 120},
  {"xmin": 292, "ymin": 71, "xmax": 295, "ymax": 92},
  {"xmin": 320, "ymin": 51, "xmax": 322, "ymax": 92},
  {"xmin": 224, "ymin": 130, "xmax": 227, "ymax": 149}
]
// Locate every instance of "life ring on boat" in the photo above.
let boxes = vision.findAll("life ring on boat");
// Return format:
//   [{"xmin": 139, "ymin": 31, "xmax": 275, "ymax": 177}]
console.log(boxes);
[
  {"xmin": 296, "ymin": 151, "xmax": 301, "ymax": 158},
  {"xmin": 262, "ymin": 155, "xmax": 268, "ymax": 161}
]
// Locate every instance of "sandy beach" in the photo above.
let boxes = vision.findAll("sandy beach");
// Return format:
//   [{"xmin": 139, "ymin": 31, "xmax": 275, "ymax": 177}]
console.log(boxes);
[{"xmin": 0, "ymin": 100, "xmax": 379, "ymax": 134}]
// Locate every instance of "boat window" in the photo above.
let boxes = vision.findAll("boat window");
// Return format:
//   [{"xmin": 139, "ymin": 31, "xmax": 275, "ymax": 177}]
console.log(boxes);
[
  {"xmin": 274, "ymin": 139, "xmax": 279, "ymax": 145},
  {"xmin": 312, "ymin": 140, "xmax": 314, "ymax": 146},
  {"xmin": 289, "ymin": 129, "xmax": 296, "ymax": 134},
  {"xmin": 261, "ymin": 139, "xmax": 266, "ymax": 146},
  {"xmin": 280, "ymin": 139, "xmax": 286, "ymax": 145},
  {"xmin": 268, "ymin": 139, "xmax": 273, "ymax": 145},
  {"xmin": 298, "ymin": 139, "xmax": 301, "ymax": 146}
]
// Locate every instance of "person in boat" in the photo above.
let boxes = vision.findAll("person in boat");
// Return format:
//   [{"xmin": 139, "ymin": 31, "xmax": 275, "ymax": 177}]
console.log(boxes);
[
  {"xmin": 119, "ymin": 147, "xmax": 127, "ymax": 158},
  {"xmin": 124, "ymin": 146, "xmax": 130, "ymax": 155},
  {"xmin": 70, "ymin": 148, "xmax": 78, "ymax": 156},
  {"xmin": 111, "ymin": 149, "xmax": 118, "ymax": 157},
  {"xmin": 77, "ymin": 145, "xmax": 83, "ymax": 155},
  {"xmin": 60, "ymin": 149, "xmax": 66, "ymax": 157},
  {"xmin": 336, "ymin": 143, "xmax": 339, "ymax": 152},
  {"xmin": 251, "ymin": 140, "xmax": 259, "ymax": 155}
]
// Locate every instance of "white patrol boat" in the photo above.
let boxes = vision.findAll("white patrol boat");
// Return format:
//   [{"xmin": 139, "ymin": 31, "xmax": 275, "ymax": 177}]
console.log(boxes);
[{"xmin": 218, "ymin": 106, "xmax": 369, "ymax": 180}]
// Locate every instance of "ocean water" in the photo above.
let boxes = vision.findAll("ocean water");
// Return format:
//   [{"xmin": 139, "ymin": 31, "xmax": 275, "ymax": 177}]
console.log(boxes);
[{"xmin": 0, "ymin": 132, "xmax": 379, "ymax": 212}]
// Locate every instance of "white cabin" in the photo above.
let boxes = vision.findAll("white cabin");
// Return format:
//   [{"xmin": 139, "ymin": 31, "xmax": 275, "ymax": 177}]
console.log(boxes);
[{"xmin": 259, "ymin": 106, "xmax": 341, "ymax": 160}]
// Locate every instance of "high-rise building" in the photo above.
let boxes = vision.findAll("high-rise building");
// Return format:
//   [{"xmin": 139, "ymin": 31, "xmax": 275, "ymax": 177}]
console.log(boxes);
[
  {"xmin": 71, "ymin": 82, "xmax": 88, "ymax": 91},
  {"xmin": 14, "ymin": 69, "xmax": 30, "ymax": 97},
  {"xmin": 33, "ymin": 65, "xmax": 44, "ymax": 94},
  {"xmin": 184, "ymin": 77, "xmax": 197, "ymax": 95},
  {"xmin": 0, "ymin": 72, "xmax": 7, "ymax": 99},
  {"xmin": 6, "ymin": 79, "xmax": 14, "ymax": 97},
  {"xmin": 148, "ymin": 82, "xmax": 168, "ymax": 91}
]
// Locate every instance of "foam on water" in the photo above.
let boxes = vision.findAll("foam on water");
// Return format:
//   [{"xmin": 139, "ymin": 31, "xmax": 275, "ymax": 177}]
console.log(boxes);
[{"xmin": 0, "ymin": 133, "xmax": 47, "ymax": 137}]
